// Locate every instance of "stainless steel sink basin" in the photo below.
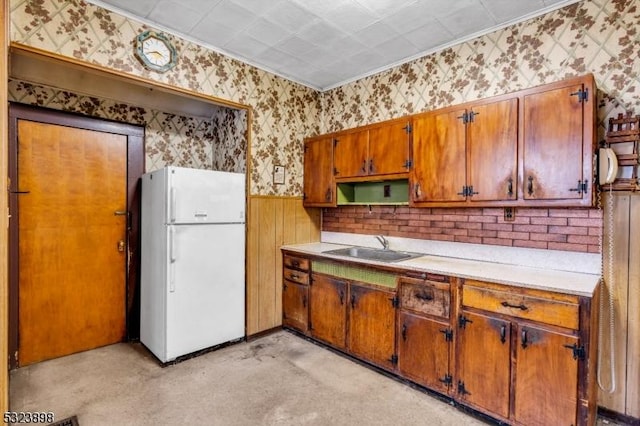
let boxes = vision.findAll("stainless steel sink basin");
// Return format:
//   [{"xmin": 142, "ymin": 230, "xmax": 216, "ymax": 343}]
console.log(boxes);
[{"xmin": 322, "ymin": 246, "xmax": 422, "ymax": 263}]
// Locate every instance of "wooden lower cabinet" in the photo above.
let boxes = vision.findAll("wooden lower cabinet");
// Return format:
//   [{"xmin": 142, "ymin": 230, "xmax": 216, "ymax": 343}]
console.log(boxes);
[
  {"xmin": 281, "ymin": 252, "xmax": 598, "ymax": 425},
  {"xmin": 513, "ymin": 323, "xmax": 579, "ymax": 426},
  {"xmin": 456, "ymin": 310, "xmax": 512, "ymax": 419},
  {"xmin": 397, "ymin": 311, "xmax": 451, "ymax": 393},
  {"xmin": 309, "ymin": 272, "xmax": 347, "ymax": 349},
  {"xmin": 348, "ymin": 283, "xmax": 396, "ymax": 370},
  {"xmin": 282, "ymin": 281, "xmax": 309, "ymax": 333},
  {"xmin": 457, "ymin": 279, "xmax": 596, "ymax": 426}
]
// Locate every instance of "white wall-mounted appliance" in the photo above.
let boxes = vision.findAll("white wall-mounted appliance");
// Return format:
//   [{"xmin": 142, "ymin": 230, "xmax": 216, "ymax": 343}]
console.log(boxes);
[{"xmin": 140, "ymin": 166, "xmax": 245, "ymax": 363}]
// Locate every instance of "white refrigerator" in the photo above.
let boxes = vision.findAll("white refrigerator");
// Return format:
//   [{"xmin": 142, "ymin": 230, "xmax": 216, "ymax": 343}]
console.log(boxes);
[{"xmin": 140, "ymin": 166, "xmax": 245, "ymax": 363}]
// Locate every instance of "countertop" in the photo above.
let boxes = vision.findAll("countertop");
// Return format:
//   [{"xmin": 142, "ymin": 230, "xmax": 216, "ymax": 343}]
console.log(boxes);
[{"xmin": 281, "ymin": 241, "xmax": 600, "ymax": 297}]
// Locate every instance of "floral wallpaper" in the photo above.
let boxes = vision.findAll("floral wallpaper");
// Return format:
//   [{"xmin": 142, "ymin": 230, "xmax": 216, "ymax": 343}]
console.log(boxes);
[
  {"xmin": 211, "ymin": 107, "xmax": 247, "ymax": 174},
  {"xmin": 8, "ymin": 0, "xmax": 640, "ymax": 196},
  {"xmin": 321, "ymin": 0, "xmax": 640, "ymax": 139},
  {"xmin": 9, "ymin": 0, "xmax": 320, "ymax": 195},
  {"xmin": 7, "ymin": 79, "xmax": 246, "ymax": 173}
]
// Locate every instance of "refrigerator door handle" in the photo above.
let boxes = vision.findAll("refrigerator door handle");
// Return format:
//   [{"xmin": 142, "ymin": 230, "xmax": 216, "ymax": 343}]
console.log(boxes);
[
  {"xmin": 170, "ymin": 187, "xmax": 177, "ymax": 223},
  {"xmin": 169, "ymin": 227, "xmax": 176, "ymax": 292}
]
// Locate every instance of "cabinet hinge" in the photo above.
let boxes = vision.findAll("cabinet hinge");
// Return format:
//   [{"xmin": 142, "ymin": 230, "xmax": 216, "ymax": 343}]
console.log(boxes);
[
  {"xmin": 457, "ymin": 112, "xmax": 469, "ymax": 124},
  {"xmin": 563, "ymin": 343, "xmax": 586, "ymax": 361},
  {"xmin": 389, "ymin": 354, "xmax": 398, "ymax": 365},
  {"xmin": 570, "ymin": 88, "xmax": 588, "ymax": 102},
  {"xmin": 468, "ymin": 111, "xmax": 479, "ymax": 123},
  {"xmin": 438, "ymin": 374, "xmax": 453, "ymax": 387},
  {"xmin": 302, "ymin": 193, "xmax": 307, "ymax": 200},
  {"xmin": 403, "ymin": 123, "xmax": 412, "ymax": 134},
  {"xmin": 333, "ymin": 138, "xmax": 338, "ymax": 146},
  {"xmin": 569, "ymin": 180, "xmax": 588, "ymax": 194},
  {"xmin": 404, "ymin": 159, "xmax": 412, "ymax": 169},
  {"xmin": 457, "ymin": 380, "xmax": 471, "ymax": 395},
  {"xmin": 440, "ymin": 328, "xmax": 454, "ymax": 342},
  {"xmin": 390, "ymin": 296, "xmax": 399, "ymax": 308},
  {"xmin": 458, "ymin": 315, "xmax": 473, "ymax": 329}
]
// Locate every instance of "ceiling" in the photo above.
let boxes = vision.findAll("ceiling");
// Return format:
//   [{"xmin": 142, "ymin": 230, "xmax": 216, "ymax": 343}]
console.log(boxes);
[{"xmin": 88, "ymin": 0, "xmax": 582, "ymax": 91}]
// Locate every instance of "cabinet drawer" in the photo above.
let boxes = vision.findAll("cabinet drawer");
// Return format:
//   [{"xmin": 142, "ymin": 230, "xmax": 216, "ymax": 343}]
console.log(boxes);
[
  {"xmin": 284, "ymin": 254, "xmax": 309, "ymax": 271},
  {"xmin": 399, "ymin": 280, "xmax": 450, "ymax": 319},
  {"xmin": 284, "ymin": 267, "xmax": 309, "ymax": 285},
  {"xmin": 462, "ymin": 282, "xmax": 579, "ymax": 329}
]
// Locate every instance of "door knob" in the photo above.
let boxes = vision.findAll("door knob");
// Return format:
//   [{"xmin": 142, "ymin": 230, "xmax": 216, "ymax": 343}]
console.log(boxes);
[{"xmin": 117, "ymin": 240, "xmax": 125, "ymax": 252}]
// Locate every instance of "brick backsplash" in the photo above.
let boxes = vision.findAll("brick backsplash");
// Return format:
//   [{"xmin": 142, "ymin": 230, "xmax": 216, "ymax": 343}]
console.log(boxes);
[{"xmin": 322, "ymin": 206, "xmax": 603, "ymax": 254}]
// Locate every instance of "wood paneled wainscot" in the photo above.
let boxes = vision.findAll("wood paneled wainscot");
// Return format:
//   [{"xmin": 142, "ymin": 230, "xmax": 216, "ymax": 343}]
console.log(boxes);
[
  {"xmin": 280, "ymin": 249, "xmax": 599, "ymax": 425},
  {"xmin": 246, "ymin": 197, "xmax": 320, "ymax": 336}
]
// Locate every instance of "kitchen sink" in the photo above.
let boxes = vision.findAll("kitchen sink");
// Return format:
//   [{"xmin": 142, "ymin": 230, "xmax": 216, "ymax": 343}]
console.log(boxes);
[{"xmin": 322, "ymin": 246, "xmax": 422, "ymax": 263}]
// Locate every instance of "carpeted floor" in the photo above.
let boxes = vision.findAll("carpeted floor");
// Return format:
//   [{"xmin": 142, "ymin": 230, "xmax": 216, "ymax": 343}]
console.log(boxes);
[{"xmin": 9, "ymin": 330, "xmax": 630, "ymax": 426}]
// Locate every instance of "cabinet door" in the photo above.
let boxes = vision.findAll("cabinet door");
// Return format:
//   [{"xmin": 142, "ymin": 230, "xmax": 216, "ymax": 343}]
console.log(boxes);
[
  {"xmin": 411, "ymin": 110, "xmax": 467, "ymax": 203},
  {"xmin": 456, "ymin": 311, "xmax": 511, "ymax": 419},
  {"xmin": 467, "ymin": 98, "xmax": 518, "ymax": 201},
  {"xmin": 333, "ymin": 130, "xmax": 369, "ymax": 178},
  {"xmin": 368, "ymin": 120, "xmax": 411, "ymax": 176},
  {"xmin": 397, "ymin": 311, "xmax": 451, "ymax": 393},
  {"xmin": 309, "ymin": 273, "xmax": 347, "ymax": 349},
  {"xmin": 514, "ymin": 324, "xmax": 579, "ymax": 426},
  {"xmin": 348, "ymin": 283, "xmax": 396, "ymax": 370},
  {"xmin": 523, "ymin": 82, "xmax": 587, "ymax": 201},
  {"xmin": 282, "ymin": 281, "xmax": 308, "ymax": 333},
  {"xmin": 303, "ymin": 137, "xmax": 335, "ymax": 206}
]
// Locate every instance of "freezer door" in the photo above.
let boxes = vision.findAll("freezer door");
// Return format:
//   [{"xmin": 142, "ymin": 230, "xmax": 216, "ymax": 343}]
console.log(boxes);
[
  {"xmin": 167, "ymin": 167, "xmax": 245, "ymax": 224},
  {"xmin": 165, "ymin": 223, "xmax": 245, "ymax": 360}
]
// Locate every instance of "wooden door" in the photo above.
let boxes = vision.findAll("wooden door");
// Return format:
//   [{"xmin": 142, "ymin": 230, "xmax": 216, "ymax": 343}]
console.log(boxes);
[
  {"xmin": 309, "ymin": 273, "xmax": 347, "ymax": 349},
  {"xmin": 17, "ymin": 120, "xmax": 127, "ymax": 366},
  {"xmin": 368, "ymin": 120, "xmax": 410, "ymax": 176},
  {"xmin": 523, "ymin": 83, "xmax": 586, "ymax": 200},
  {"xmin": 514, "ymin": 324, "xmax": 579, "ymax": 426},
  {"xmin": 333, "ymin": 130, "xmax": 368, "ymax": 178},
  {"xmin": 348, "ymin": 283, "xmax": 396, "ymax": 370},
  {"xmin": 397, "ymin": 311, "xmax": 451, "ymax": 393},
  {"xmin": 411, "ymin": 110, "xmax": 466, "ymax": 203},
  {"xmin": 303, "ymin": 137, "xmax": 335, "ymax": 206},
  {"xmin": 282, "ymin": 280, "xmax": 308, "ymax": 333},
  {"xmin": 456, "ymin": 310, "xmax": 511, "ymax": 419},
  {"xmin": 467, "ymin": 98, "xmax": 518, "ymax": 201}
]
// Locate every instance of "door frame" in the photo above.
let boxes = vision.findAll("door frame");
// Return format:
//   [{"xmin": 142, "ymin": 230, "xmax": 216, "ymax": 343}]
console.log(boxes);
[{"xmin": 8, "ymin": 103, "xmax": 145, "ymax": 368}]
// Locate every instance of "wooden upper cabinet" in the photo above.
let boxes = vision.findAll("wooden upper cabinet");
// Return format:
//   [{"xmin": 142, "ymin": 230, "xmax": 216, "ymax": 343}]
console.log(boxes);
[
  {"xmin": 333, "ymin": 130, "xmax": 368, "ymax": 178},
  {"xmin": 333, "ymin": 118, "xmax": 411, "ymax": 181},
  {"xmin": 368, "ymin": 119, "xmax": 411, "ymax": 176},
  {"xmin": 467, "ymin": 98, "xmax": 518, "ymax": 202},
  {"xmin": 523, "ymin": 76, "xmax": 595, "ymax": 204},
  {"xmin": 303, "ymin": 136, "xmax": 335, "ymax": 207},
  {"xmin": 411, "ymin": 98, "xmax": 518, "ymax": 206},
  {"xmin": 411, "ymin": 109, "xmax": 467, "ymax": 203}
]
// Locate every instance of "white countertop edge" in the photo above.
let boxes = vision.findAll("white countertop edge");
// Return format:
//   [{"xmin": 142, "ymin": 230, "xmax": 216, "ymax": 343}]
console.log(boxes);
[
  {"xmin": 321, "ymin": 231, "xmax": 601, "ymax": 275},
  {"xmin": 281, "ymin": 241, "xmax": 600, "ymax": 297}
]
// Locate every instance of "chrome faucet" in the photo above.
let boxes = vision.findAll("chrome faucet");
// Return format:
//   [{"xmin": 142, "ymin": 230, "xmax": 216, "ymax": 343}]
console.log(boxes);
[{"xmin": 375, "ymin": 235, "xmax": 389, "ymax": 250}]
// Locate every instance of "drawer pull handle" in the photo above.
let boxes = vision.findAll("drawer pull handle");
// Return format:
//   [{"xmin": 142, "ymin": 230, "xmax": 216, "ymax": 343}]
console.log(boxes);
[
  {"xmin": 415, "ymin": 291, "xmax": 434, "ymax": 301},
  {"xmin": 501, "ymin": 301, "xmax": 528, "ymax": 311},
  {"xmin": 291, "ymin": 260, "xmax": 300, "ymax": 267},
  {"xmin": 521, "ymin": 329, "xmax": 529, "ymax": 349},
  {"xmin": 290, "ymin": 274, "xmax": 299, "ymax": 280}
]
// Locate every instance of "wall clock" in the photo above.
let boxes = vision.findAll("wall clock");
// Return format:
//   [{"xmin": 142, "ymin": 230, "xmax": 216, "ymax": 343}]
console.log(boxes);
[{"xmin": 134, "ymin": 30, "xmax": 178, "ymax": 73}]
